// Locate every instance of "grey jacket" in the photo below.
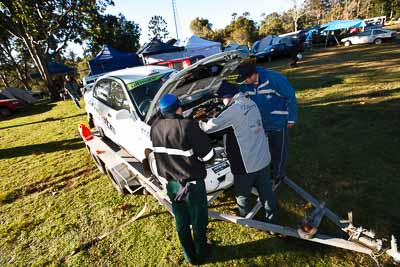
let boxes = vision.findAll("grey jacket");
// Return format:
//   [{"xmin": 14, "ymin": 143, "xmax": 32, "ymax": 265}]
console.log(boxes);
[{"xmin": 200, "ymin": 93, "xmax": 271, "ymax": 174}]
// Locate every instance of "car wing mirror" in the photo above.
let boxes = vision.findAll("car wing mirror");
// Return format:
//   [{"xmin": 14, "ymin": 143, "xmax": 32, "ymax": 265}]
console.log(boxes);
[{"xmin": 115, "ymin": 109, "xmax": 131, "ymax": 120}]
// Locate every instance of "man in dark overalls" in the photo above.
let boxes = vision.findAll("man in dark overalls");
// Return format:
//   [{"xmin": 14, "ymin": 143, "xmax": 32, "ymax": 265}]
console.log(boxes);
[{"xmin": 150, "ymin": 94, "xmax": 214, "ymax": 265}]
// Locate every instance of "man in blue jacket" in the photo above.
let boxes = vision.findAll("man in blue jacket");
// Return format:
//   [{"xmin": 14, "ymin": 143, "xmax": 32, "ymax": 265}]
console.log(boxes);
[{"xmin": 238, "ymin": 63, "xmax": 297, "ymax": 183}]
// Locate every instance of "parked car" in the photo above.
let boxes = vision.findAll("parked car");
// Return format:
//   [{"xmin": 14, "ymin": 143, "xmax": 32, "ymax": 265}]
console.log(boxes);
[
  {"xmin": 148, "ymin": 55, "xmax": 204, "ymax": 71},
  {"xmin": 0, "ymin": 94, "xmax": 25, "ymax": 117},
  {"xmin": 252, "ymin": 36, "xmax": 298, "ymax": 62},
  {"xmin": 84, "ymin": 51, "xmax": 248, "ymax": 193},
  {"xmin": 224, "ymin": 43, "xmax": 250, "ymax": 54},
  {"xmin": 341, "ymin": 29, "xmax": 397, "ymax": 46}
]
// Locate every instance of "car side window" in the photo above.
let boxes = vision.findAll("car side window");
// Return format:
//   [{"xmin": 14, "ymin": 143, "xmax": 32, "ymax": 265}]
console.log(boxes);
[
  {"xmin": 109, "ymin": 80, "xmax": 130, "ymax": 111},
  {"xmin": 93, "ymin": 79, "xmax": 111, "ymax": 106},
  {"xmin": 359, "ymin": 31, "xmax": 371, "ymax": 36},
  {"xmin": 373, "ymin": 30, "xmax": 385, "ymax": 35}
]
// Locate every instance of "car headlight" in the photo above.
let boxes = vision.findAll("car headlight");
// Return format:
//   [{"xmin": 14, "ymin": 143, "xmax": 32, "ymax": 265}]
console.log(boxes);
[{"xmin": 270, "ymin": 48, "xmax": 275, "ymax": 52}]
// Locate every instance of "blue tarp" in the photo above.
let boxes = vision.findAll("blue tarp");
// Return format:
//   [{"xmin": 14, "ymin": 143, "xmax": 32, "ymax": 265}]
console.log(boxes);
[
  {"xmin": 321, "ymin": 19, "xmax": 366, "ymax": 32},
  {"xmin": 251, "ymin": 35, "xmax": 276, "ymax": 53},
  {"xmin": 88, "ymin": 45, "xmax": 142, "ymax": 75}
]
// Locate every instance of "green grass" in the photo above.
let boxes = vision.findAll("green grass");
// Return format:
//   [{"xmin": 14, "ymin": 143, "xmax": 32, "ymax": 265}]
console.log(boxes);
[{"xmin": 1, "ymin": 43, "xmax": 399, "ymax": 266}]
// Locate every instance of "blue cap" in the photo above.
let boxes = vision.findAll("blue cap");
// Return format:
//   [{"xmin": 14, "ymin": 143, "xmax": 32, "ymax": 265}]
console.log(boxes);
[
  {"xmin": 159, "ymin": 94, "xmax": 181, "ymax": 116},
  {"xmin": 217, "ymin": 80, "xmax": 238, "ymax": 98}
]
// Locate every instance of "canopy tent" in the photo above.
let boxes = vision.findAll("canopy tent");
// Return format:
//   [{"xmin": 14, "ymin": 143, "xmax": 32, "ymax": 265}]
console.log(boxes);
[
  {"xmin": 137, "ymin": 38, "xmax": 185, "ymax": 64},
  {"xmin": 177, "ymin": 35, "xmax": 222, "ymax": 58},
  {"xmin": 31, "ymin": 61, "xmax": 74, "ymax": 79},
  {"xmin": 89, "ymin": 45, "xmax": 142, "ymax": 76},
  {"xmin": 320, "ymin": 19, "xmax": 366, "ymax": 32},
  {"xmin": 319, "ymin": 19, "xmax": 367, "ymax": 47}
]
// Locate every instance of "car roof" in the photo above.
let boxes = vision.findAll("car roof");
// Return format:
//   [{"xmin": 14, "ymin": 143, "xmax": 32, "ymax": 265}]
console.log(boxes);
[{"xmin": 100, "ymin": 65, "xmax": 174, "ymax": 84}]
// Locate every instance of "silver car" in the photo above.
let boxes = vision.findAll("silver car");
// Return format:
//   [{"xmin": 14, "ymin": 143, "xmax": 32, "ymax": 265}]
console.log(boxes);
[{"xmin": 341, "ymin": 29, "xmax": 397, "ymax": 46}]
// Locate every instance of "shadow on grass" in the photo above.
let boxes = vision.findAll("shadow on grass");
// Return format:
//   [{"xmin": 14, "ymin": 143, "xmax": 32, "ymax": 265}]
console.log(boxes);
[
  {"xmin": 0, "ymin": 137, "xmax": 84, "ymax": 160},
  {"xmin": 0, "ymin": 113, "xmax": 85, "ymax": 130},
  {"xmin": 0, "ymin": 100, "xmax": 56, "ymax": 122},
  {"xmin": 206, "ymin": 235, "xmax": 329, "ymax": 264},
  {"xmin": 304, "ymin": 87, "xmax": 400, "ymax": 106},
  {"xmin": 0, "ymin": 167, "xmax": 94, "ymax": 205},
  {"xmin": 287, "ymin": 98, "xmax": 400, "ymax": 238}
]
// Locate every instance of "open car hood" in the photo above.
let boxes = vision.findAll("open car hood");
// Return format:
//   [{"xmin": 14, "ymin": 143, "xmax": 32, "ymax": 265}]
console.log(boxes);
[{"xmin": 145, "ymin": 50, "xmax": 248, "ymax": 122}]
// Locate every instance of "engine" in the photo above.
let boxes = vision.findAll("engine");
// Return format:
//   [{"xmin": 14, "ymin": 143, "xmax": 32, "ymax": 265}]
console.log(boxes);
[{"xmin": 184, "ymin": 97, "xmax": 225, "ymax": 121}]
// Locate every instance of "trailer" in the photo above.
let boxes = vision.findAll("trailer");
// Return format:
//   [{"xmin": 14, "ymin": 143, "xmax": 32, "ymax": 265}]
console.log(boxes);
[{"xmin": 78, "ymin": 124, "xmax": 400, "ymax": 265}]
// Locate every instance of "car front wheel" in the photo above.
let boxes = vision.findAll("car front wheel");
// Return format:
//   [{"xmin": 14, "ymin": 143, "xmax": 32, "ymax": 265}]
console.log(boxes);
[
  {"xmin": 374, "ymin": 38, "xmax": 382, "ymax": 45},
  {"xmin": 344, "ymin": 41, "xmax": 351, "ymax": 47}
]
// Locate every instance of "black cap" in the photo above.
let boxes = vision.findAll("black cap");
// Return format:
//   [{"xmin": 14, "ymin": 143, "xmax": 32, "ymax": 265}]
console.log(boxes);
[
  {"xmin": 217, "ymin": 80, "xmax": 238, "ymax": 98},
  {"xmin": 238, "ymin": 63, "xmax": 257, "ymax": 82}
]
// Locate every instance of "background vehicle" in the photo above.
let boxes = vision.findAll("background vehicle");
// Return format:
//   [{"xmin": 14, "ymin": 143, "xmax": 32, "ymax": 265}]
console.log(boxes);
[
  {"xmin": 84, "ymin": 51, "xmax": 248, "ymax": 193},
  {"xmin": 252, "ymin": 36, "xmax": 298, "ymax": 62},
  {"xmin": 0, "ymin": 95, "xmax": 25, "ymax": 117},
  {"xmin": 148, "ymin": 55, "xmax": 204, "ymax": 71},
  {"xmin": 341, "ymin": 29, "xmax": 397, "ymax": 46}
]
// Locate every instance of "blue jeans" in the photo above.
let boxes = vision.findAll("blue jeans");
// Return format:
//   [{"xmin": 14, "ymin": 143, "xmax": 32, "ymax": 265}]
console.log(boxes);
[
  {"xmin": 234, "ymin": 166, "xmax": 277, "ymax": 222},
  {"xmin": 267, "ymin": 128, "xmax": 288, "ymax": 179}
]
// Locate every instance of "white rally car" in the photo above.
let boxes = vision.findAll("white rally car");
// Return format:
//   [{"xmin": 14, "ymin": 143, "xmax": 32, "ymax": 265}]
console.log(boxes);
[
  {"xmin": 84, "ymin": 51, "xmax": 248, "ymax": 193},
  {"xmin": 341, "ymin": 28, "xmax": 397, "ymax": 46}
]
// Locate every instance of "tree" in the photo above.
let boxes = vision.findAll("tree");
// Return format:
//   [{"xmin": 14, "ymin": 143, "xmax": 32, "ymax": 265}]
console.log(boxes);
[
  {"xmin": 0, "ymin": 0, "xmax": 113, "ymax": 100},
  {"xmin": 0, "ymin": 28, "xmax": 31, "ymax": 89},
  {"xmin": 148, "ymin": 15, "xmax": 169, "ymax": 41},
  {"xmin": 290, "ymin": 0, "xmax": 304, "ymax": 31},
  {"xmin": 85, "ymin": 13, "xmax": 141, "ymax": 56},
  {"xmin": 190, "ymin": 17, "xmax": 214, "ymax": 39},
  {"xmin": 259, "ymin": 12, "xmax": 285, "ymax": 36},
  {"xmin": 224, "ymin": 15, "xmax": 257, "ymax": 46}
]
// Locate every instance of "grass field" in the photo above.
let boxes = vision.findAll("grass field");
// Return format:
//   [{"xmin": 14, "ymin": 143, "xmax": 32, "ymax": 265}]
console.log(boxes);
[{"xmin": 1, "ymin": 43, "xmax": 399, "ymax": 266}]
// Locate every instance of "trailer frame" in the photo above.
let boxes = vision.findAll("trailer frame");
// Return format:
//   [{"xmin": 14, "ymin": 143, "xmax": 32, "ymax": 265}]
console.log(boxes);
[{"xmin": 80, "ymin": 129, "xmax": 400, "ymax": 265}]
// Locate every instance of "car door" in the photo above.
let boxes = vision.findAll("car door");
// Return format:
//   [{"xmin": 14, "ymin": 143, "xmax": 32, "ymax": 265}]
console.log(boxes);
[
  {"xmin": 353, "ymin": 31, "xmax": 371, "ymax": 44},
  {"xmin": 92, "ymin": 78, "xmax": 118, "ymax": 141},
  {"xmin": 108, "ymin": 79, "xmax": 150, "ymax": 161},
  {"xmin": 372, "ymin": 29, "xmax": 387, "ymax": 39}
]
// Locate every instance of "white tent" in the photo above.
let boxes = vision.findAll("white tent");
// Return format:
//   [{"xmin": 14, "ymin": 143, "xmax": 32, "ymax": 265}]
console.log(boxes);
[{"xmin": 178, "ymin": 35, "xmax": 222, "ymax": 58}]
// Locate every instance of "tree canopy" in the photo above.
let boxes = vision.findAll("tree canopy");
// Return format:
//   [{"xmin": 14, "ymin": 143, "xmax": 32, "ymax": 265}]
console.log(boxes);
[
  {"xmin": 148, "ymin": 15, "xmax": 169, "ymax": 41},
  {"xmin": 0, "ymin": 0, "xmax": 114, "ymax": 100},
  {"xmin": 84, "ymin": 13, "xmax": 141, "ymax": 56}
]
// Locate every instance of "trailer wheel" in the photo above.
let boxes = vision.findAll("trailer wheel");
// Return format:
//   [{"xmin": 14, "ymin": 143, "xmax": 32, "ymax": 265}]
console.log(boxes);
[
  {"xmin": 105, "ymin": 167, "xmax": 126, "ymax": 194},
  {"xmin": 87, "ymin": 113, "xmax": 95, "ymax": 128},
  {"xmin": 90, "ymin": 150, "xmax": 105, "ymax": 174}
]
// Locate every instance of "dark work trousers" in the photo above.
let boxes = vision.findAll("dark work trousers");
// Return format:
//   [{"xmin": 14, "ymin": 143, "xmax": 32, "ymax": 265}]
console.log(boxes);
[
  {"xmin": 267, "ymin": 127, "xmax": 288, "ymax": 179},
  {"xmin": 234, "ymin": 166, "xmax": 277, "ymax": 222},
  {"xmin": 68, "ymin": 92, "xmax": 81, "ymax": 109},
  {"xmin": 166, "ymin": 179, "xmax": 208, "ymax": 263}
]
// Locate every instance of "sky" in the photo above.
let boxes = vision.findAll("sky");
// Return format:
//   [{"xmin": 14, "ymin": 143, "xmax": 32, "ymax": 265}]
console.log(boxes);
[{"xmin": 68, "ymin": 0, "xmax": 295, "ymax": 57}]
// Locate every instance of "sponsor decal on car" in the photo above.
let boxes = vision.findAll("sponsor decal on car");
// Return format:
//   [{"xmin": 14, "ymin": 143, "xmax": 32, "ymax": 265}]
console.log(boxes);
[{"xmin": 126, "ymin": 73, "xmax": 165, "ymax": 90}]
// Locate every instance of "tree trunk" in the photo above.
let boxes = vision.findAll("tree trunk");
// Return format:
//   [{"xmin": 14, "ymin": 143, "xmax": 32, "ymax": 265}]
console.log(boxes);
[
  {"xmin": 0, "ymin": 72, "xmax": 10, "ymax": 88},
  {"xmin": 21, "ymin": 33, "xmax": 60, "ymax": 101}
]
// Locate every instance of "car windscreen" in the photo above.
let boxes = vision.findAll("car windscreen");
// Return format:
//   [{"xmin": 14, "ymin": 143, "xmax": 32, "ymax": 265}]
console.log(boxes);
[{"xmin": 126, "ymin": 72, "xmax": 174, "ymax": 118}]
